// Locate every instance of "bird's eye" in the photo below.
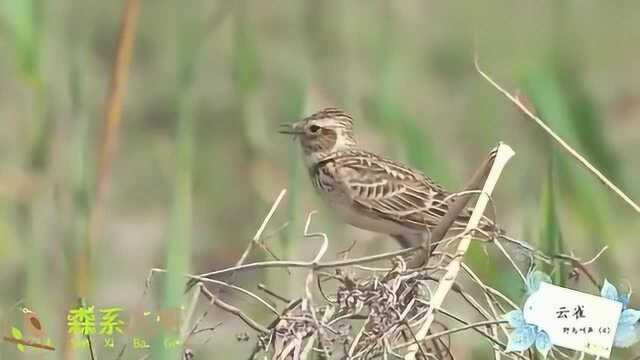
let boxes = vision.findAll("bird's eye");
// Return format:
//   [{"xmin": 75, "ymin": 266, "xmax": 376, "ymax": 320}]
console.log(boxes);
[{"xmin": 309, "ymin": 125, "xmax": 321, "ymax": 133}]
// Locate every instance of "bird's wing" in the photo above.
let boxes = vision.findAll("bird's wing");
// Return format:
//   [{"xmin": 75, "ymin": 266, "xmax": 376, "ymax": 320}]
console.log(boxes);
[{"xmin": 333, "ymin": 151, "xmax": 473, "ymax": 232}]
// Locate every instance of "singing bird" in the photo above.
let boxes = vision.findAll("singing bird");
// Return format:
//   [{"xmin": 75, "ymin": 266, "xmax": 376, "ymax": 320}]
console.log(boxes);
[{"xmin": 279, "ymin": 108, "xmax": 496, "ymax": 250}]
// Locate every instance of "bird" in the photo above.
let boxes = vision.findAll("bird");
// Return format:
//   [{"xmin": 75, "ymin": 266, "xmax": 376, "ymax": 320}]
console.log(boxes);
[
  {"xmin": 279, "ymin": 107, "xmax": 497, "ymax": 251},
  {"xmin": 22, "ymin": 307, "xmax": 46, "ymax": 341}
]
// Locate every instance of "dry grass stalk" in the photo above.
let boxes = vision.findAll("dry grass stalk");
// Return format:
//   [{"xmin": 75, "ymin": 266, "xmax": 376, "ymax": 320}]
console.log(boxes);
[
  {"xmin": 72, "ymin": 0, "xmax": 142, "ymax": 304},
  {"xmin": 474, "ymin": 56, "xmax": 640, "ymax": 214},
  {"xmin": 84, "ymin": 0, "xmax": 141, "ymax": 285}
]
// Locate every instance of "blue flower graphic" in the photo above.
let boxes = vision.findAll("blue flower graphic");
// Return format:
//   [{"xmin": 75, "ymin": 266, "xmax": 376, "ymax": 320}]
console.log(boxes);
[
  {"xmin": 600, "ymin": 279, "xmax": 640, "ymax": 348},
  {"xmin": 504, "ymin": 310, "xmax": 552, "ymax": 358},
  {"xmin": 502, "ymin": 270, "xmax": 553, "ymax": 357}
]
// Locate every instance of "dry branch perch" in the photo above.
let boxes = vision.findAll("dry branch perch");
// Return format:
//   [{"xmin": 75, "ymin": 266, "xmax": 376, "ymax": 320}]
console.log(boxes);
[
  {"xmin": 148, "ymin": 145, "xmax": 547, "ymax": 359},
  {"xmin": 141, "ymin": 142, "xmax": 607, "ymax": 359},
  {"xmin": 194, "ymin": 245, "xmax": 415, "ymax": 278},
  {"xmin": 404, "ymin": 142, "xmax": 515, "ymax": 360},
  {"xmin": 2, "ymin": 337, "xmax": 55, "ymax": 351}
]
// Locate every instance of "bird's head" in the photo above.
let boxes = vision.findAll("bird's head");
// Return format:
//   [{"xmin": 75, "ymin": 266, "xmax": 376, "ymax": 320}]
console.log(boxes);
[{"xmin": 279, "ymin": 108, "xmax": 357, "ymax": 165}]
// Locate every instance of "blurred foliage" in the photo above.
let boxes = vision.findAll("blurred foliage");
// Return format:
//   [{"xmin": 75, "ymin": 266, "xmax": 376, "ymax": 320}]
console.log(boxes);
[
  {"xmin": 1, "ymin": 0, "xmax": 45, "ymax": 81},
  {"xmin": 0, "ymin": 1, "xmax": 638, "ymax": 358}
]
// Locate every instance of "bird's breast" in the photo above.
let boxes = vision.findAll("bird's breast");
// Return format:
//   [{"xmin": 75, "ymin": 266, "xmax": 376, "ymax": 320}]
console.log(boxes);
[{"xmin": 309, "ymin": 159, "xmax": 338, "ymax": 192}]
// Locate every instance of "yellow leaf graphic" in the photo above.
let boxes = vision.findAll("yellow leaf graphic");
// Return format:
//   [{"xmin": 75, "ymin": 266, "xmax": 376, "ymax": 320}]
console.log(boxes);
[
  {"xmin": 11, "ymin": 326, "xmax": 23, "ymax": 340},
  {"xmin": 10, "ymin": 327, "xmax": 25, "ymax": 352}
]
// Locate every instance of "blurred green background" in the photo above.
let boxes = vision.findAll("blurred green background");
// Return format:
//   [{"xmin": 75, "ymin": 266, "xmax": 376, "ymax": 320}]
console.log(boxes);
[{"xmin": 0, "ymin": 0, "xmax": 639, "ymax": 358}]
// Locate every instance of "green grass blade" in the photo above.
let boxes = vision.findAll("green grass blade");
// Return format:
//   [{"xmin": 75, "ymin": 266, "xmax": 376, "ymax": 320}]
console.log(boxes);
[
  {"xmin": 539, "ymin": 155, "xmax": 566, "ymax": 285},
  {"xmin": 155, "ymin": 98, "xmax": 194, "ymax": 360},
  {"xmin": 1, "ymin": 0, "xmax": 49, "ymax": 330},
  {"xmin": 154, "ymin": 71, "xmax": 194, "ymax": 360}
]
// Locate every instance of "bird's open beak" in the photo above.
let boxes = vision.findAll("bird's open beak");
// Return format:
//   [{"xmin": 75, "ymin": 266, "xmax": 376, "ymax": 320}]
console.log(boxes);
[{"xmin": 278, "ymin": 122, "xmax": 304, "ymax": 135}]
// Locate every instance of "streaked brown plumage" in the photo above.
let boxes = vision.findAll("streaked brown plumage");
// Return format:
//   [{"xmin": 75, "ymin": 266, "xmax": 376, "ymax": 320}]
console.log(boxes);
[{"xmin": 279, "ymin": 107, "xmax": 495, "ymax": 249}]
